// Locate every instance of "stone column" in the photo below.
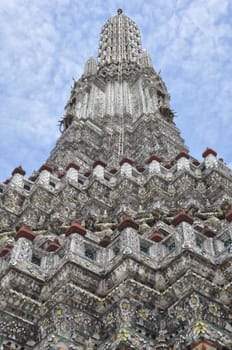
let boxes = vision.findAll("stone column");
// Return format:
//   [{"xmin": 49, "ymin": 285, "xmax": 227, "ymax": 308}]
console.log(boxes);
[
  {"xmin": 120, "ymin": 158, "xmax": 133, "ymax": 177},
  {"xmin": 202, "ymin": 148, "xmax": 217, "ymax": 168},
  {"xmin": 146, "ymin": 155, "xmax": 161, "ymax": 174},
  {"xmin": 10, "ymin": 238, "xmax": 33, "ymax": 265},
  {"xmin": 93, "ymin": 161, "xmax": 106, "ymax": 180},
  {"xmin": 11, "ymin": 166, "xmax": 26, "ymax": 187},
  {"xmin": 66, "ymin": 162, "xmax": 80, "ymax": 182},
  {"xmin": 38, "ymin": 164, "xmax": 53, "ymax": 185},
  {"xmin": 176, "ymin": 151, "xmax": 190, "ymax": 171},
  {"xmin": 119, "ymin": 226, "xmax": 140, "ymax": 254}
]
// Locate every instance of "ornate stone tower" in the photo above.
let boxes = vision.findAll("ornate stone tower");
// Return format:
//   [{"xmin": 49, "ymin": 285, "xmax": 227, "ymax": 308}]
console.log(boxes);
[
  {"xmin": 48, "ymin": 8, "xmax": 187, "ymax": 170},
  {"xmin": 0, "ymin": 9, "xmax": 231, "ymax": 350}
]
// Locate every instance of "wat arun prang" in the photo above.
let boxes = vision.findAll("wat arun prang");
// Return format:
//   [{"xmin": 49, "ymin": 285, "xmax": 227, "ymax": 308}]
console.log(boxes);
[{"xmin": 0, "ymin": 9, "xmax": 231, "ymax": 350}]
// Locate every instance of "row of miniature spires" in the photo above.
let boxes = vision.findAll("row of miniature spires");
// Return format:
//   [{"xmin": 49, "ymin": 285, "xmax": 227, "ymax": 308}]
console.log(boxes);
[
  {"xmin": 1, "ymin": 207, "xmax": 232, "ymax": 258},
  {"xmin": 3, "ymin": 147, "xmax": 221, "ymax": 187}
]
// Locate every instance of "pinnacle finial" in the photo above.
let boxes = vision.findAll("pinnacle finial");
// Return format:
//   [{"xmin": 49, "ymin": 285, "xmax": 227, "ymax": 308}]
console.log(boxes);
[{"xmin": 117, "ymin": 8, "xmax": 123, "ymax": 15}]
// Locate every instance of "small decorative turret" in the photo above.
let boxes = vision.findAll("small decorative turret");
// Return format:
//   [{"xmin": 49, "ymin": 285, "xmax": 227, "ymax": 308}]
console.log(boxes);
[
  {"xmin": 11, "ymin": 165, "xmax": 25, "ymax": 187},
  {"xmin": 98, "ymin": 9, "xmax": 142, "ymax": 66},
  {"xmin": 38, "ymin": 163, "xmax": 53, "ymax": 185},
  {"xmin": 84, "ymin": 56, "xmax": 97, "ymax": 76},
  {"xmin": 202, "ymin": 147, "xmax": 218, "ymax": 168},
  {"xmin": 139, "ymin": 49, "xmax": 153, "ymax": 68}
]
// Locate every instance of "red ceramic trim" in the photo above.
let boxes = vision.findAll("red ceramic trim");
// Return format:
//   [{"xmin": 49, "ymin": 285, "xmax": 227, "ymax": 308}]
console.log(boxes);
[
  {"xmin": 203, "ymin": 226, "xmax": 216, "ymax": 238},
  {"xmin": 175, "ymin": 151, "xmax": 190, "ymax": 161},
  {"xmin": 93, "ymin": 160, "xmax": 106, "ymax": 168},
  {"xmin": 66, "ymin": 162, "xmax": 80, "ymax": 171},
  {"xmin": 39, "ymin": 163, "xmax": 53, "ymax": 173},
  {"xmin": 172, "ymin": 211, "xmax": 193, "ymax": 226},
  {"xmin": 118, "ymin": 219, "xmax": 139, "ymax": 231},
  {"xmin": 12, "ymin": 166, "xmax": 26, "ymax": 176},
  {"xmin": 225, "ymin": 209, "xmax": 232, "ymax": 222},
  {"xmin": 15, "ymin": 226, "xmax": 36, "ymax": 241},
  {"xmin": 99, "ymin": 236, "xmax": 111, "ymax": 247},
  {"xmin": 145, "ymin": 155, "xmax": 162, "ymax": 164},
  {"xmin": 202, "ymin": 148, "xmax": 217, "ymax": 158},
  {"xmin": 65, "ymin": 222, "xmax": 87, "ymax": 236},
  {"xmin": 119, "ymin": 158, "xmax": 134, "ymax": 166},
  {"xmin": 149, "ymin": 231, "xmax": 164, "ymax": 242}
]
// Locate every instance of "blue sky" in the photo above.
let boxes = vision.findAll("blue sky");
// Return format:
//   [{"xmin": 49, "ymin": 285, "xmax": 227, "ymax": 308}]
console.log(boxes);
[{"xmin": 0, "ymin": 0, "xmax": 232, "ymax": 181}]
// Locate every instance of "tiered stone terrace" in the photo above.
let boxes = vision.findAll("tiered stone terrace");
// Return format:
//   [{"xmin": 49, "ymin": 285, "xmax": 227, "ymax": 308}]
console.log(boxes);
[{"xmin": 0, "ymin": 9, "xmax": 231, "ymax": 350}]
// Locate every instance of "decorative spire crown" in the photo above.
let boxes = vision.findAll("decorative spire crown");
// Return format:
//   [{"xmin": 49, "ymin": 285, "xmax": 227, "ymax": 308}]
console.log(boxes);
[{"xmin": 98, "ymin": 9, "xmax": 142, "ymax": 66}]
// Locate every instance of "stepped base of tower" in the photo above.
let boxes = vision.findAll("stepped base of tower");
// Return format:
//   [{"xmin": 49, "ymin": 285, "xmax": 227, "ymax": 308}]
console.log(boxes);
[{"xmin": 0, "ymin": 149, "xmax": 232, "ymax": 349}]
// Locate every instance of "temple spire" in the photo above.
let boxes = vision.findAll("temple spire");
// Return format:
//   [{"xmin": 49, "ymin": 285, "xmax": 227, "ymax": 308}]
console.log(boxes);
[
  {"xmin": 98, "ymin": 9, "xmax": 142, "ymax": 66},
  {"xmin": 0, "ymin": 10, "xmax": 231, "ymax": 350},
  {"xmin": 47, "ymin": 10, "xmax": 187, "ymax": 170}
]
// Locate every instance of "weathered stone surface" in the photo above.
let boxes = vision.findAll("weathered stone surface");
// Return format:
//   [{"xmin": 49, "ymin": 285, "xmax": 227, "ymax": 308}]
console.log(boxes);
[{"xmin": 0, "ymin": 9, "xmax": 231, "ymax": 350}]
